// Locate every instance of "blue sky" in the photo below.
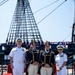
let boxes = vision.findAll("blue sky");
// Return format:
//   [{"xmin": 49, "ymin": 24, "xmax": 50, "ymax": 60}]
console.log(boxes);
[{"xmin": 0, "ymin": 0, "xmax": 74, "ymax": 43}]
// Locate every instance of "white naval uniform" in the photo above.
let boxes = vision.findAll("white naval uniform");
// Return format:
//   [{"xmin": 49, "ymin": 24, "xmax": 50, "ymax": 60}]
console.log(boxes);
[
  {"xmin": 9, "ymin": 47, "xmax": 26, "ymax": 75},
  {"xmin": 55, "ymin": 52, "xmax": 67, "ymax": 75}
]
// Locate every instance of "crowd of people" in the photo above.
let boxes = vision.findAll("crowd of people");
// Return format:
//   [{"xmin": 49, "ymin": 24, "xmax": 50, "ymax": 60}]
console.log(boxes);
[{"xmin": 9, "ymin": 38, "xmax": 68, "ymax": 75}]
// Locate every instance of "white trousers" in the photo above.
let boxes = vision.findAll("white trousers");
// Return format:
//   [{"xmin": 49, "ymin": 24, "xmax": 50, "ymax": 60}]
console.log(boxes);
[
  {"xmin": 40, "ymin": 67, "xmax": 52, "ymax": 75},
  {"xmin": 13, "ymin": 63, "xmax": 24, "ymax": 75},
  {"xmin": 56, "ymin": 67, "xmax": 67, "ymax": 75},
  {"xmin": 28, "ymin": 64, "xmax": 38, "ymax": 75}
]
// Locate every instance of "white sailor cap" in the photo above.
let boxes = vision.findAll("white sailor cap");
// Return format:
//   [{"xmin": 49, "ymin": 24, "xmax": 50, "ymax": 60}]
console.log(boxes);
[
  {"xmin": 16, "ymin": 38, "xmax": 23, "ymax": 42},
  {"xmin": 57, "ymin": 45, "xmax": 64, "ymax": 50}
]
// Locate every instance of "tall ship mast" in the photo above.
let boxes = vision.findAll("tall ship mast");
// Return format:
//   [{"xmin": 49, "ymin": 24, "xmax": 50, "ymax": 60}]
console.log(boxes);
[{"xmin": 6, "ymin": 0, "xmax": 42, "ymax": 43}]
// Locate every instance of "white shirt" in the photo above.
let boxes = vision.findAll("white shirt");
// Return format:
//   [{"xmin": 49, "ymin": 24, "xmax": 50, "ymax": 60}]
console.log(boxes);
[
  {"xmin": 9, "ymin": 47, "xmax": 26, "ymax": 64},
  {"xmin": 55, "ymin": 53, "xmax": 67, "ymax": 67},
  {"xmin": 45, "ymin": 49, "xmax": 49, "ymax": 53}
]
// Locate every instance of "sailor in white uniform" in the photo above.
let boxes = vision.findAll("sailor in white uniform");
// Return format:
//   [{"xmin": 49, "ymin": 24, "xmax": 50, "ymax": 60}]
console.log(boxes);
[
  {"xmin": 9, "ymin": 38, "xmax": 26, "ymax": 75},
  {"xmin": 55, "ymin": 45, "xmax": 67, "ymax": 75}
]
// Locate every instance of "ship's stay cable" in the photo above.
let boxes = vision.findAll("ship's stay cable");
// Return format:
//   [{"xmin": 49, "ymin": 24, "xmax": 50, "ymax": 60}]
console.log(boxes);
[
  {"xmin": 34, "ymin": 0, "xmax": 60, "ymax": 14},
  {"xmin": 37, "ymin": 0, "xmax": 67, "ymax": 25},
  {"xmin": 0, "ymin": 0, "xmax": 9, "ymax": 6},
  {"xmin": 63, "ymin": 33, "xmax": 71, "ymax": 41}
]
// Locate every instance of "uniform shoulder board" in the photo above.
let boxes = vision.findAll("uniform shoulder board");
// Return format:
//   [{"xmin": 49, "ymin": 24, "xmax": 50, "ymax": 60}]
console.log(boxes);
[
  {"xmin": 40, "ymin": 50, "xmax": 44, "ymax": 53},
  {"xmin": 51, "ymin": 51, "xmax": 54, "ymax": 54},
  {"xmin": 25, "ymin": 49, "xmax": 28, "ymax": 52}
]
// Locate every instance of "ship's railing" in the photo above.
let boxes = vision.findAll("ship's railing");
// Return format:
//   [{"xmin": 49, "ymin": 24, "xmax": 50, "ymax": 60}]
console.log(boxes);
[{"xmin": 0, "ymin": 43, "xmax": 75, "ymax": 75}]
